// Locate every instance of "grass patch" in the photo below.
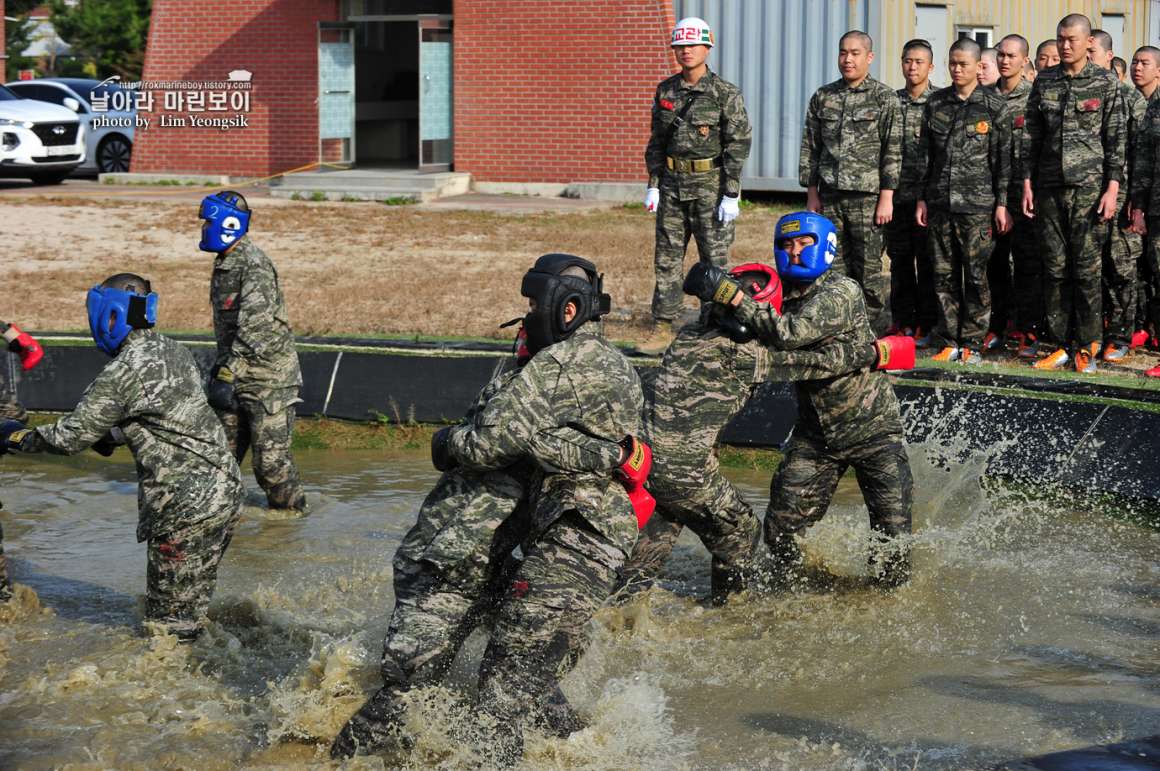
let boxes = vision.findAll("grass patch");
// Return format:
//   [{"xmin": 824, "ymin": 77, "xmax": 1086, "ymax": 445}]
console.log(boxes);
[
  {"xmin": 719, "ymin": 445, "xmax": 783, "ymax": 472},
  {"xmin": 381, "ymin": 196, "xmax": 416, "ymax": 206},
  {"xmin": 309, "ymin": 191, "xmax": 327, "ymax": 203}
]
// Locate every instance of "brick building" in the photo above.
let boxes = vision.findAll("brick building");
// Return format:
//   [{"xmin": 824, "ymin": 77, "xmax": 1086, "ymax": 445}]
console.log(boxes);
[{"xmin": 132, "ymin": 0, "xmax": 676, "ymax": 187}]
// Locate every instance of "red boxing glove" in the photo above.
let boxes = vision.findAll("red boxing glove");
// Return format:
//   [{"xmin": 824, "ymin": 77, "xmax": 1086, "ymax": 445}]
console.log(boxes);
[
  {"xmin": 872, "ymin": 335, "xmax": 915, "ymax": 371},
  {"xmin": 615, "ymin": 435, "xmax": 656, "ymax": 529},
  {"xmin": 3, "ymin": 324, "xmax": 43, "ymax": 371},
  {"xmin": 515, "ymin": 326, "xmax": 531, "ymax": 366}
]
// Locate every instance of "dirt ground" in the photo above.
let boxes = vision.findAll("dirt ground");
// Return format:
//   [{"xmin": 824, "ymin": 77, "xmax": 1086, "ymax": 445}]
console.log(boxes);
[{"xmin": 1, "ymin": 184, "xmax": 792, "ymax": 344}]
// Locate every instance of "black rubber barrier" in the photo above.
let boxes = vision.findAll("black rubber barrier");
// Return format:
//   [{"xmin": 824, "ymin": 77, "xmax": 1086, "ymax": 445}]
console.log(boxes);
[
  {"xmin": 7, "ymin": 343, "xmax": 1160, "ymax": 502},
  {"xmin": 1003, "ymin": 734, "xmax": 1160, "ymax": 769}
]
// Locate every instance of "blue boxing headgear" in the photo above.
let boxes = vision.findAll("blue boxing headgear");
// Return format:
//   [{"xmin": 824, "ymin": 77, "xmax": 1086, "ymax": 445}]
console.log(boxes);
[
  {"xmin": 773, "ymin": 211, "xmax": 838, "ymax": 283},
  {"xmin": 198, "ymin": 190, "xmax": 251, "ymax": 253},
  {"xmin": 86, "ymin": 273, "xmax": 157, "ymax": 357}
]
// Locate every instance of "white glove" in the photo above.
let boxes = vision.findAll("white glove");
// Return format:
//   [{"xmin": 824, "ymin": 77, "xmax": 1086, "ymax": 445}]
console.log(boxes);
[
  {"xmin": 644, "ymin": 187, "xmax": 660, "ymax": 213},
  {"xmin": 717, "ymin": 195, "xmax": 740, "ymax": 223}
]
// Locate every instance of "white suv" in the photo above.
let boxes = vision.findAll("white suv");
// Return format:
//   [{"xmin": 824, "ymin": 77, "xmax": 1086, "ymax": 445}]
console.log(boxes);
[{"xmin": 0, "ymin": 83, "xmax": 85, "ymax": 184}]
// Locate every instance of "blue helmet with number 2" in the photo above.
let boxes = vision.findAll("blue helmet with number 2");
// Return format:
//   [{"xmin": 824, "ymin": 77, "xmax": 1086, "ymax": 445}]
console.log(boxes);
[
  {"xmin": 773, "ymin": 211, "xmax": 838, "ymax": 283},
  {"xmin": 86, "ymin": 273, "xmax": 157, "ymax": 357},
  {"xmin": 198, "ymin": 190, "xmax": 251, "ymax": 253}
]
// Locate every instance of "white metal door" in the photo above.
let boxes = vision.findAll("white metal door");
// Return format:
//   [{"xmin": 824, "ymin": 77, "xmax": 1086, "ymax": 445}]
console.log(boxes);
[
  {"xmin": 915, "ymin": 5, "xmax": 949, "ymax": 89},
  {"xmin": 318, "ymin": 24, "xmax": 356, "ymax": 165}
]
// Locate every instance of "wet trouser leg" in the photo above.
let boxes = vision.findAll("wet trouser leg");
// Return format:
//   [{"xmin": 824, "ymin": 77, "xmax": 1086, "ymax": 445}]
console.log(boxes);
[
  {"xmin": 477, "ymin": 512, "xmax": 624, "ymax": 766},
  {"xmin": 145, "ymin": 505, "xmax": 242, "ymax": 640},
  {"xmin": 332, "ymin": 469, "xmax": 528, "ymax": 760},
  {"xmin": 236, "ymin": 397, "xmax": 307, "ymax": 512},
  {"xmin": 618, "ymin": 512, "xmax": 684, "ymax": 591},
  {"xmin": 764, "ymin": 433, "xmax": 846, "ymax": 574},
  {"xmin": 848, "ymin": 435, "xmax": 914, "ymax": 587},
  {"xmin": 0, "ymin": 518, "xmax": 10, "ymax": 602}
]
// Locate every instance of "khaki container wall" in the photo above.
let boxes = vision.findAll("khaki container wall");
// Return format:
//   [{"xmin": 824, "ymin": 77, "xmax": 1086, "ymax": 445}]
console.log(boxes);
[
  {"xmin": 674, "ymin": 0, "xmax": 873, "ymax": 191},
  {"xmin": 874, "ymin": 0, "xmax": 1154, "ymax": 90}
]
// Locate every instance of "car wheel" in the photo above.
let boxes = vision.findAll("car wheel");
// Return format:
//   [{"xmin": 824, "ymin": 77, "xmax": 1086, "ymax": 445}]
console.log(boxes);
[
  {"xmin": 97, "ymin": 134, "xmax": 132, "ymax": 174},
  {"xmin": 29, "ymin": 172, "xmax": 69, "ymax": 185}
]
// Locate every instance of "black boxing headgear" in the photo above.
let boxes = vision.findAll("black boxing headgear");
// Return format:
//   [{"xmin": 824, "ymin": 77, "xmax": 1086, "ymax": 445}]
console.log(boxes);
[{"xmin": 520, "ymin": 253, "xmax": 611, "ymax": 355}]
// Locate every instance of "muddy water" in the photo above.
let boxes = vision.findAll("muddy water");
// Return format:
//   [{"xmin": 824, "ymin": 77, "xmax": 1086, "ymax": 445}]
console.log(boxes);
[{"xmin": 0, "ymin": 445, "xmax": 1156, "ymax": 769}]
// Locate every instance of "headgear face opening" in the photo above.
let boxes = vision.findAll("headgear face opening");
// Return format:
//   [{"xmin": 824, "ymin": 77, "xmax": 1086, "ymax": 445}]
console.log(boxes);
[
  {"xmin": 773, "ymin": 211, "xmax": 838, "ymax": 283},
  {"xmin": 86, "ymin": 273, "xmax": 158, "ymax": 357},
  {"xmin": 198, "ymin": 190, "xmax": 251, "ymax": 253},
  {"xmin": 520, "ymin": 254, "xmax": 611, "ymax": 356}
]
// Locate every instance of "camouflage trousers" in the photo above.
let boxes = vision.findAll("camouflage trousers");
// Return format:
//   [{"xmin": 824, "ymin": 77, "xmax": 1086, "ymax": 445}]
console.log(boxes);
[
  {"xmin": 217, "ymin": 396, "xmax": 306, "ymax": 512},
  {"xmin": 1035, "ymin": 187, "xmax": 1107, "ymax": 348},
  {"xmin": 145, "ymin": 505, "xmax": 241, "ymax": 640},
  {"xmin": 928, "ymin": 208, "xmax": 995, "ymax": 348},
  {"xmin": 990, "ymin": 210, "xmax": 1044, "ymax": 334},
  {"xmin": 333, "ymin": 468, "xmax": 529, "ymax": 759},
  {"xmin": 652, "ymin": 177, "xmax": 733, "ymax": 322},
  {"xmin": 476, "ymin": 510, "xmax": 624, "ymax": 763},
  {"xmin": 1137, "ymin": 252, "xmax": 1152, "ymax": 337},
  {"xmin": 821, "ymin": 191, "xmax": 892, "ymax": 335},
  {"xmin": 0, "ymin": 396, "xmax": 26, "ymax": 422},
  {"xmin": 767, "ymin": 430, "xmax": 913, "ymax": 546},
  {"xmin": 1102, "ymin": 209, "xmax": 1141, "ymax": 345},
  {"xmin": 620, "ymin": 473, "xmax": 762, "ymax": 603},
  {"xmin": 885, "ymin": 200, "xmax": 937, "ymax": 332},
  {"xmin": 0, "ymin": 518, "xmax": 10, "ymax": 602}
]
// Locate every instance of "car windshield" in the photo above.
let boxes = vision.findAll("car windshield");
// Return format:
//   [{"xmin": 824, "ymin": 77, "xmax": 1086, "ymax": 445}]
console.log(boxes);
[{"xmin": 0, "ymin": 85, "xmax": 20, "ymax": 101}]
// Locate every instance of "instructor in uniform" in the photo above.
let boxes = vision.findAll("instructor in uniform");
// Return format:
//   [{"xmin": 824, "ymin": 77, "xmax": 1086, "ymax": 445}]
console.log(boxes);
[{"xmin": 640, "ymin": 16, "xmax": 751, "ymax": 354}]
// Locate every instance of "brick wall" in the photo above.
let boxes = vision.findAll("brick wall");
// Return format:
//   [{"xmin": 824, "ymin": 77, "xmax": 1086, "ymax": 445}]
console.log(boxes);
[
  {"xmin": 131, "ymin": 0, "xmax": 339, "ymax": 177},
  {"xmin": 453, "ymin": 0, "xmax": 675, "ymax": 184}
]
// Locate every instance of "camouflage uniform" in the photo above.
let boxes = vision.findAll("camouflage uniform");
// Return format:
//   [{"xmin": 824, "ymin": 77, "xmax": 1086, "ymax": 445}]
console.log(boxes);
[
  {"xmin": 442, "ymin": 325, "xmax": 643, "ymax": 762},
  {"xmin": 731, "ymin": 273, "xmax": 912, "ymax": 583},
  {"xmin": 1102, "ymin": 81, "xmax": 1146, "ymax": 346},
  {"xmin": 990, "ymin": 78, "xmax": 1044, "ymax": 336},
  {"xmin": 0, "ymin": 322, "xmax": 27, "ymax": 601},
  {"xmin": 621, "ymin": 321, "xmax": 876, "ymax": 602},
  {"xmin": 646, "ymin": 71, "xmax": 752, "ymax": 322},
  {"xmin": 885, "ymin": 83, "xmax": 937, "ymax": 334},
  {"xmin": 919, "ymin": 85, "xmax": 1012, "ymax": 348},
  {"xmin": 210, "ymin": 237, "xmax": 306, "ymax": 511},
  {"xmin": 1132, "ymin": 90, "xmax": 1160, "ymax": 335},
  {"xmin": 800, "ymin": 76, "xmax": 903, "ymax": 335},
  {"xmin": 1025, "ymin": 62, "xmax": 1125, "ymax": 349},
  {"xmin": 16, "ymin": 329, "xmax": 243, "ymax": 638},
  {"xmin": 335, "ymin": 361, "xmax": 624, "ymax": 759}
]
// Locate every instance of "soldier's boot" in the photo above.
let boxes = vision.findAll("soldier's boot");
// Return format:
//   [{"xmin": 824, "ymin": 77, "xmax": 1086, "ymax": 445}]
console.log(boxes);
[
  {"xmin": 533, "ymin": 683, "xmax": 589, "ymax": 738},
  {"xmin": 636, "ymin": 321, "xmax": 675, "ymax": 355},
  {"xmin": 266, "ymin": 480, "xmax": 308, "ymax": 514},
  {"xmin": 709, "ymin": 562, "xmax": 747, "ymax": 606},
  {"xmin": 868, "ymin": 537, "xmax": 911, "ymax": 590},
  {"xmin": 763, "ymin": 530, "xmax": 804, "ymax": 590},
  {"xmin": 330, "ymin": 686, "xmax": 413, "ymax": 760}
]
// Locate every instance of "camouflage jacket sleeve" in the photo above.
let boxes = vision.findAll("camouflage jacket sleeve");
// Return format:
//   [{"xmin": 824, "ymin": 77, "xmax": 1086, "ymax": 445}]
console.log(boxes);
[
  {"xmin": 879, "ymin": 89, "xmax": 903, "ymax": 190},
  {"xmin": 29, "ymin": 365, "xmax": 130, "ymax": 454},
  {"xmin": 763, "ymin": 337, "xmax": 876, "ymax": 382},
  {"xmin": 1025, "ymin": 80, "xmax": 1043, "ymax": 183},
  {"xmin": 1125, "ymin": 90, "xmax": 1146, "ymax": 204},
  {"xmin": 917, "ymin": 100, "xmax": 933, "ymax": 199},
  {"xmin": 445, "ymin": 352, "xmax": 571, "ymax": 472},
  {"xmin": 720, "ymin": 85, "xmax": 752, "ymax": 197},
  {"xmin": 992, "ymin": 101, "xmax": 1013, "ymax": 207},
  {"xmin": 799, "ymin": 91, "xmax": 822, "ymax": 188},
  {"xmin": 645, "ymin": 83, "xmax": 668, "ymax": 189},
  {"xmin": 732, "ymin": 286, "xmax": 856, "ymax": 351},
  {"xmin": 527, "ymin": 427, "xmax": 622, "ymax": 473},
  {"xmin": 228, "ymin": 257, "xmax": 284, "ymax": 378},
  {"xmin": 1102, "ymin": 82, "xmax": 1127, "ymax": 186}
]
